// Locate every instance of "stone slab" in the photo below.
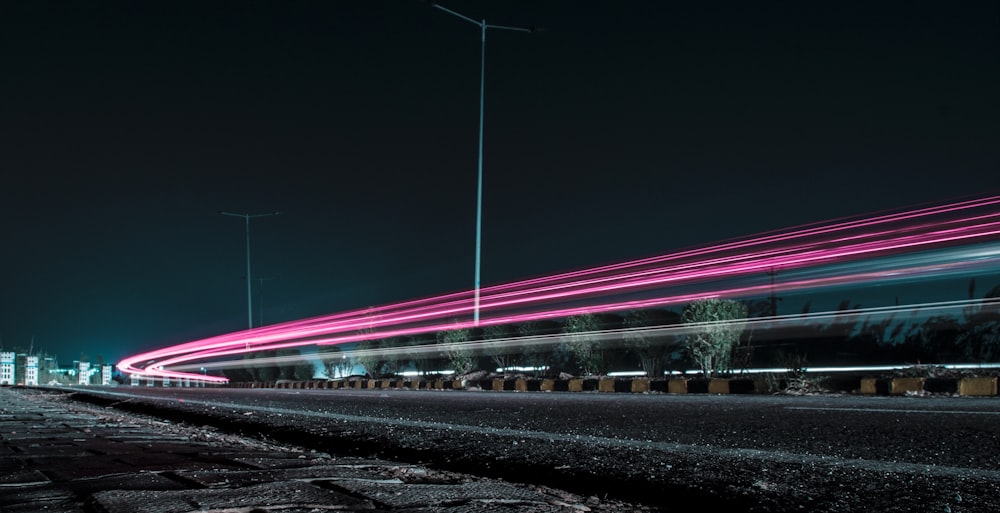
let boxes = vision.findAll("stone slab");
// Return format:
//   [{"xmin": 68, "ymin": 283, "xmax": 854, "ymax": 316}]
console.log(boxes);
[
  {"xmin": 0, "ymin": 486, "xmax": 76, "ymax": 508},
  {"xmin": 328, "ymin": 480, "xmax": 547, "ymax": 508},
  {"xmin": 0, "ymin": 468, "xmax": 49, "ymax": 486},
  {"xmin": 91, "ymin": 481, "xmax": 372, "ymax": 513},
  {"xmin": 173, "ymin": 464, "xmax": 401, "ymax": 488}
]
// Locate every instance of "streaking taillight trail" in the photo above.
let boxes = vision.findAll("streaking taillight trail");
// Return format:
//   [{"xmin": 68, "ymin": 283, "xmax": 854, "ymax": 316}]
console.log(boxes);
[{"xmin": 118, "ymin": 195, "xmax": 1000, "ymax": 383}]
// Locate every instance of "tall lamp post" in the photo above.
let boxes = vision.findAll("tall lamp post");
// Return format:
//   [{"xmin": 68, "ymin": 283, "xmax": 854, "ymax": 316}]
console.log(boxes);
[
  {"xmin": 219, "ymin": 211, "xmax": 280, "ymax": 331},
  {"xmin": 253, "ymin": 276, "xmax": 277, "ymax": 327},
  {"xmin": 430, "ymin": 2, "xmax": 535, "ymax": 326}
]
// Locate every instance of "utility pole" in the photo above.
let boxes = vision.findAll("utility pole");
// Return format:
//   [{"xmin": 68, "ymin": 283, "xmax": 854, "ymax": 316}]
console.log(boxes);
[
  {"xmin": 253, "ymin": 276, "xmax": 277, "ymax": 327},
  {"xmin": 429, "ymin": 2, "xmax": 536, "ymax": 325},
  {"xmin": 219, "ymin": 211, "xmax": 280, "ymax": 331}
]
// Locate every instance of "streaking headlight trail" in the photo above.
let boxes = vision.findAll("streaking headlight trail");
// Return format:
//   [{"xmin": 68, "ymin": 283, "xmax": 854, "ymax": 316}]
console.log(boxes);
[{"xmin": 119, "ymin": 195, "xmax": 1000, "ymax": 383}]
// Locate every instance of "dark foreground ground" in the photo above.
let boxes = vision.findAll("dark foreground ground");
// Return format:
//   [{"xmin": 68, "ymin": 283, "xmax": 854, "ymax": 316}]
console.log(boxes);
[
  {"xmin": 1, "ymin": 386, "xmax": 651, "ymax": 512},
  {"xmin": 7, "ymin": 385, "xmax": 1000, "ymax": 512}
]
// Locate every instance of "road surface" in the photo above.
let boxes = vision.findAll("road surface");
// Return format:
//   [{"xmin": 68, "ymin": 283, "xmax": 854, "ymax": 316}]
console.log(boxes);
[{"xmin": 62, "ymin": 386, "xmax": 1000, "ymax": 512}]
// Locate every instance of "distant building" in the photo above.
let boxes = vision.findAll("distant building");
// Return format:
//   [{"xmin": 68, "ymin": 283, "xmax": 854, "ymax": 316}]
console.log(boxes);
[
  {"xmin": 101, "ymin": 365, "xmax": 113, "ymax": 386},
  {"xmin": 24, "ymin": 356, "xmax": 39, "ymax": 386},
  {"xmin": 0, "ymin": 352, "xmax": 14, "ymax": 385},
  {"xmin": 41, "ymin": 357, "xmax": 59, "ymax": 384},
  {"xmin": 77, "ymin": 362, "xmax": 91, "ymax": 385}
]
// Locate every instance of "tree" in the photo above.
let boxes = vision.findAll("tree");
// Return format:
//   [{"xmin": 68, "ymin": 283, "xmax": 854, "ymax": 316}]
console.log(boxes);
[
  {"xmin": 276, "ymin": 348, "xmax": 297, "ymax": 380},
  {"xmin": 353, "ymin": 307, "xmax": 386, "ymax": 377},
  {"xmin": 734, "ymin": 298, "xmax": 774, "ymax": 372},
  {"xmin": 318, "ymin": 344, "xmax": 355, "ymax": 379},
  {"xmin": 481, "ymin": 324, "xmax": 518, "ymax": 371},
  {"xmin": 681, "ymin": 298, "xmax": 748, "ymax": 377},
  {"xmin": 221, "ymin": 365, "xmax": 253, "ymax": 383},
  {"xmin": 562, "ymin": 314, "xmax": 605, "ymax": 376},
  {"xmin": 957, "ymin": 280, "xmax": 1000, "ymax": 363},
  {"xmin": 437, "ymin": 328, "xmax": 475, "ymax": 375},
  {"xmin": 246, "ymin": 350, "xmax": 278, "ymax": 382},
  {"xmin": 355, "ymin": 338, "xmax": 384, "ymax": 378},
  {"xmin": 378, "ymin": 337, "xmax": 407, "ymax": 376},
  {"xmin": 275, "ymin": 348, "xmax": 314, "ymax": 381},
  {"xmin": 902, "ymin": 315, "xmax": 962, "ymax": 363},
  {"xmin": 623, "ymin": 309, "xmax": 681, "ymax": 377},
  {"xmin": 517, "ymin": 320, "xmax": 562, "ymax": 374},
  {"xmin": 241, "ymin": 352, "xmax": 258, "ymax": 381},
  {"xmin": 405, "ymin": 334, "xmax": 437, "ymax": 376}
]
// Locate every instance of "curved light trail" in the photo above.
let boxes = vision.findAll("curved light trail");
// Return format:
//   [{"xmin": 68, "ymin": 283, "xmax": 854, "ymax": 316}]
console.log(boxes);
[
  {"xmin": 119, "ymin": 195, "xmax": 1000, "ymax": 383},
  {"xmin": 166, "ymin": 296, "xmax": 1000, "ymax": 374}
]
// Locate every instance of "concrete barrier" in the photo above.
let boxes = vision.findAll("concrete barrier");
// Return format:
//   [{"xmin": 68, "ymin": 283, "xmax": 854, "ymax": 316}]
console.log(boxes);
[
  {"xmin": 281, "ymin": 373, "xmax": 997, "ymax": 397},
  {"xmin": 959, "ymin": 376, "xmax": 998, "ymax": 396},
  {"xmin": 869, "ymin": 378, "xmax": 891, "ymax": 395},
  {"xmin": 861, "ymin": 378, "xmax": 878, "ymax": 395},
  {"xmin": 891, "ymin": 377, "xmax": 925, "ymax": 395},
  {"xmin": 708, "ymin": 379, "xmax": 730, "ymax": 394}
]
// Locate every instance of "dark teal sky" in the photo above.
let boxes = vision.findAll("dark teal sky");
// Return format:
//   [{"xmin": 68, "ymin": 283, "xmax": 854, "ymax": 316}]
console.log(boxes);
[{"xmin": 1, "ymin": 0, "xmax": 998, "ymax": 363}]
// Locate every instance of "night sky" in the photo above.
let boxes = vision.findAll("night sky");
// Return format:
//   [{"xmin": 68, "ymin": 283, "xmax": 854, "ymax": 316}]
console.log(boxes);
[{"xmin": 2, "ymin": 1, "xmax": 998, "ymax": 364}]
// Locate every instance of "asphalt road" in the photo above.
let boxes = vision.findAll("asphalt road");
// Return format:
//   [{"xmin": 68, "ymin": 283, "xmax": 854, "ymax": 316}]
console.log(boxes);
[{"xmin": 62, "ymin": 386, "xmax": 1000, "ymax": 512}]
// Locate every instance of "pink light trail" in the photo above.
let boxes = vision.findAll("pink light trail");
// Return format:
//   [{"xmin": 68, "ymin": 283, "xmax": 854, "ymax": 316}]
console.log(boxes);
[{"xmin": 118, "ymin": 195, "xmax": 1000, "ymax": 383}]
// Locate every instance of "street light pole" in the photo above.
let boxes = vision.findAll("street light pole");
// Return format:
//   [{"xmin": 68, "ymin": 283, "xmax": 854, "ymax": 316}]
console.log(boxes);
[
  {"xmin": 219, "ymin": 211, "xmax": 280, "ymax": 331},
  {"xmin": 253, "ymin": 276, "xmax": 277, "ymax": 327},
  {"xmin": 430, "ymin": 2, "xmax": 534, "ymax": 326}
]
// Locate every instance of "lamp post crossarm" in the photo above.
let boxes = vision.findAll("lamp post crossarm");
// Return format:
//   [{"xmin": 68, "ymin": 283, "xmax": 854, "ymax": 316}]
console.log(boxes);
[
  {"xmin": 433, "ymin": 4, "xmax": 535, "ymax": 33},
  {"xmin": 431, "ymin": 4, "xmax": 481, "ymax": 27},
  {"xmin": 485, "ymin": 23, "xmax": 534, "ymax": 33},
  {"xmin": 219, "ymin": 211, "xmax": 281, "ymax": 219}
]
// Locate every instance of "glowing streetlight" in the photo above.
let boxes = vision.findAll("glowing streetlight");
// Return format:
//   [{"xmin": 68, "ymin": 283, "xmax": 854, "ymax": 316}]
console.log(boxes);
[{"xmin": 429, "ymin": 2, "xmax": 536, "ymax": 325}]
